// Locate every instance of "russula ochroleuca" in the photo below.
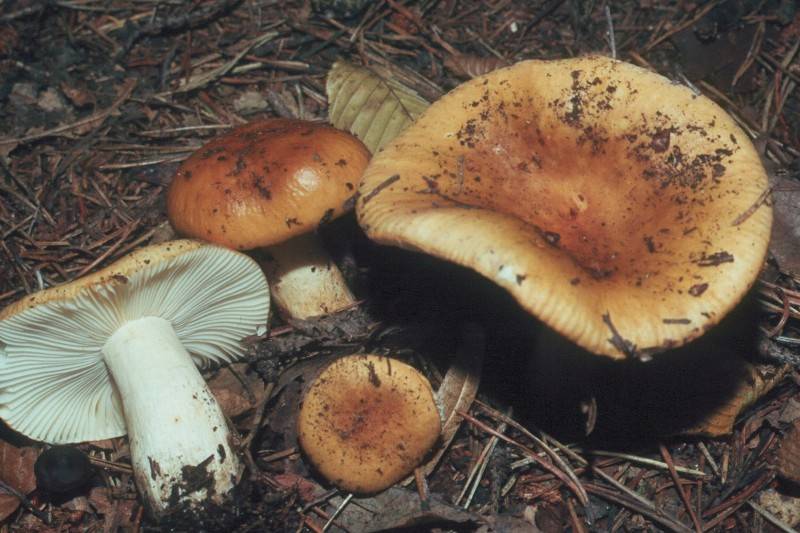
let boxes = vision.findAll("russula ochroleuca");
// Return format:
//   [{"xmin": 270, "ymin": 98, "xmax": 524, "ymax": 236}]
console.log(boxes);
[
  {"xmin": 0, "ymin": 240, "xmax": 269, "ymax": 516},
  {"xmin": 167, "ymin": 118, "xmax": 370, "ymax": 319}
]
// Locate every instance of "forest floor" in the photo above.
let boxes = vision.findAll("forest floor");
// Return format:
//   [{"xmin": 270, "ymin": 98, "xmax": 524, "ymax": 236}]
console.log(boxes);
[{"xmin": 1, "ymin": 0, "xmax": 800, "ymax": 531}]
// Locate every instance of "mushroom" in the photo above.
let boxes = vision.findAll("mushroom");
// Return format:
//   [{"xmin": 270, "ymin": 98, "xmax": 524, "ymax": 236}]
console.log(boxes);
[
  {"xmin": 167, "ymin": 118, "xmax": 371, "ymax": 319},
  {"xmin": 297, "ymin": 354, "xmax": 441, "ymax": 494},
  {"xmin": 0, "ymin": 240, "xmax": 270, "ymax": 516},
  {"xmin": 356, "ymin": 56, "xmax": 772, "ymax": 359}
]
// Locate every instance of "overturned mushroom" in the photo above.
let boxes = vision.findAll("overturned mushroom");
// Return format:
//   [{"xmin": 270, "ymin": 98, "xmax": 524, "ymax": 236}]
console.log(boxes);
[
  {"xmin": 357, "ymin": 56, "xmax": 772, "ymax": 358},
  {"xmin": 0, "ymin": 240, "xmax": 270, "ymax": 516},
  {"xmin": 167, "ymin": 119, "xmax": 370, "ymax": 319},
  {"xmin": 297, "ymin": 354, "xmax": 441, "ymax": 494}
]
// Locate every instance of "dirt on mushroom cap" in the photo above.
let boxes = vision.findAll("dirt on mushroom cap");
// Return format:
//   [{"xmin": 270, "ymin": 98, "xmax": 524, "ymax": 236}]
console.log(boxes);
[{"xmin": 356, "ymin": 56, "xmax": 773, "ymax": 358}]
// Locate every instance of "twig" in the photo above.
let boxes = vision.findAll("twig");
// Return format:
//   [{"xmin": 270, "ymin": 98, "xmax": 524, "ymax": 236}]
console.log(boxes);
[
  {"xmin": 163, "ymin": 31, "xmax": 278, "ymax": 94},
  {"xmin": 732, "ymin": 185, "xmax": 773, "ymax": 226},
  {"xmin": 585, "ymin": 483, "xmax": 693, "ymax": 533},
  {"xmin": 644, "ymin": 1, "xmax": 723, "ymax": 51},
  {"xmin": 604, "ymin": 6, "xmax": 616, "ymax": 59},
  {"xmin": 659, "ymin": 443, "xmax": 703, "ymax": 532},
  {"xmin": 458, "ymin": 410, "xmax": 588, "ymax": 505},
  {"xmin": 700, "ymin": 471, "xmax": 773, "ymax": 531},
  {"xmin": 474, "ymin": 401, "xmax": 588, "ymax": 504},
  {"xmin": 0, "ymin": 2, "xmax": 46, "ymax": 21},
  {"xmin": 242, "ymin": 382, "xmax": 275, "ymax": 451},
  {"xmin": 457, "ymin": 412, "xmax": 507, "ymax": 508},
  {"xmin": 568, "ymin": 449, "xmax": 710, "ymax": 479},
  {"xmin": 519, "ymin": 0, "xmax": 565, "ymax": 38},
  {"xmin": 567, "ymin": 496, "xmax": 588, "ymax": 533},
  {"xmin": 322, "ymin": 493, "xmax": 352, "ymax": 533},
  {"xmin": 413, "ymin": 467, "xmax": 431, "ymax": 509},
  {"xmin": 0, "ymin": 480, "xmax": 51, "ymax": 524},
  {"xmin": 71, "ymin": 219, "xmax": 141, "ymax": 278},
  {"xmin": 697, "ymin": 443, "xmax": 721, "ymax": 478},
  {"xmin": 88, "ymin": 456, "xmax": 134, "ymax": 475}
]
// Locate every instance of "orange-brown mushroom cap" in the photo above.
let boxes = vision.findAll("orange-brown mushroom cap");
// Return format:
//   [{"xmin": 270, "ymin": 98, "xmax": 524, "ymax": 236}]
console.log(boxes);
[
  {"xmin": 167, "ymin": 119, "xmax": 370, "ymax": 250},
  {"xmin": 297, "ymin": 354, "xmax": 441, "ymax": 494},
  {"xmin": 356, "ymin": 56, "xmax": 772, "ymax": 359}
]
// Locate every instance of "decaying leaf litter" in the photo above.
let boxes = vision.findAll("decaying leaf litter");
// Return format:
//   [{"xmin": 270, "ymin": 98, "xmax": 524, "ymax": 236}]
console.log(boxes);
[{"xmin": 0, "ymin": 0, "xmax": 799, "ymax": 531}]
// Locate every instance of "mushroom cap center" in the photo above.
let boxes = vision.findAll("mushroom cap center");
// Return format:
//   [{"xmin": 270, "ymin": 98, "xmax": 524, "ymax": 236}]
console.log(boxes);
[{"xmin": 414, "ymin": 72, "xmax": 739, "ymax": 283}]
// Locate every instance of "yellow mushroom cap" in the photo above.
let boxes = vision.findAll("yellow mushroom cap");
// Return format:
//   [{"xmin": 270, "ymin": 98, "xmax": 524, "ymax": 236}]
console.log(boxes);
[
  {"xmin": 167, "ymin": 118, "xmax": 371, "ymax": 250},
  {"xmin": 356, "ymin": 56, "xmax": 772, "ymax": 359},
  {"xmin": 297, "ymin": 354, "xmax": 441, "ymax": 494}
]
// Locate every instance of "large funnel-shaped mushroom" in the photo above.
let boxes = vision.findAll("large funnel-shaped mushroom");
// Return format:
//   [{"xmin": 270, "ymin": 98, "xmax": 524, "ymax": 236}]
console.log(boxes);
[
  {"xmin": 357, "ymin": 56, "xmax": 772, "ymax": 359},
  {"xmin": 0, "ymin": 240, "xmax": 270, "ymax": 516}
]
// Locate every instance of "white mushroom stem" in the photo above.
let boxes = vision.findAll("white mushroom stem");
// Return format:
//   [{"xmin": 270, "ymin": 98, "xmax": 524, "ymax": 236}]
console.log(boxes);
[
  {"xmin": 262, "ymin": 232, "xmax": 356, "ymax": 319},
  {"xmin": 102, "ymin": 316, "xmax": 238, "ymax": 515}
]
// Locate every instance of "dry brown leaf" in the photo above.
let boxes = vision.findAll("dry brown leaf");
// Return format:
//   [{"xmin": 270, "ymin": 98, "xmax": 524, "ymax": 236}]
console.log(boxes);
[
  {"xmin": 0, "ymin": 25, "xmax": 19, "ymax": 57},
  {"xmin": 777, "ymin": 418, "xmax": 800, "ymax": 484},
  {"xmin": 60, "ymin": 82, "xmax": 97, "ymax": 108},
  {"xmin": 271, "ymin": 472, "xmax": 324, "ymax": 503},
  {"xmin": 679, "ymin": 361, "xmax": 790, "ymax": 437},
  {"xmin": 326, "ymin": 60, "xmax": 429, "ymax": 153},
  {"xmin": 0, "ymin": 140, "xmax": 18, "ymax": 160},
  {"xmin": 330, "ymin": 488, "xmax": 537, "ymax": 533},
  {"xmin": 758, "ymin": 488, "xmax": 800, "ymax": 527},
  {"xmin": 207, "ymin": 362, "xmax": 267, "ymax": 419},
  {"xmin": 87, "ymin": 486, "xmax": 113, "ymax": 515},
  {"xmin": 444, "ymin": 54, "xmax": 510, "ymax": 79},
  {"xmin": 778, "ymin": 397, "xmax": 800, "ymax": 425},
  {"xmin": 769, "ymin": 172, "xmax": 800, "ymax": 277},
  {"xmin": 415, "ymin": 323, "xmax": 484, "ymax": 478},
  {"xmin": 87, "ymin": 486, "xmax": 138, "ymax": 530},
  {"xmin": 0, "ymin": 439, "xmax": 38, "ymax": 521}
]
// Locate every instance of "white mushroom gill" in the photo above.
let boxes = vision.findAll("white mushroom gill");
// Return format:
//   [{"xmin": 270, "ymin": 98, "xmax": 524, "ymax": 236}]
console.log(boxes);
[{"xmin": 0, "ymin": 245, "xmax": 269, "ymax": 514}]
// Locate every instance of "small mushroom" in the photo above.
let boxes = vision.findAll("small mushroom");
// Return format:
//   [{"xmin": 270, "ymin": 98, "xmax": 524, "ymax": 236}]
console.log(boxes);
[
  {"xmin": 356, "ymin": 56, "xmax": 772, "ymax": 358},
  {"xmin": 297, "ymin": 354, "xmax": 441, "ymax": 494},
  {"xmin": 0, "ymin": 240, "xmax": 270, "ymax": 516},
  {"xmin": 167, "ymin": 118, "xmax": 370, "ymax": 319}
]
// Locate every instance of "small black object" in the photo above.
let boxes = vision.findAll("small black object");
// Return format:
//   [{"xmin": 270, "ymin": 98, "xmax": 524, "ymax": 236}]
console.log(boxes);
[{"xmin": 34, "ymin": 445, "xmax": 94, "ymax": 495}]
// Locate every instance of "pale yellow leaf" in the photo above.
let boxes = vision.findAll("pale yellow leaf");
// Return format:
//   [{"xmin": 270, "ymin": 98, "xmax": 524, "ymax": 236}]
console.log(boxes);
[
  {"xmin": 679, "ymin": 361, "xmax": 790, "ymax": 437},
  {"xmin": 326, "ymin": 60, "xmax": 430, "ymax": 153},
  {"xmin": 0, "ymin": 439, "xmax": 38, "ymax": 521},
  {"xmin": 416, "ymin": 323, "xmax": 484, "ymax": 478}
]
